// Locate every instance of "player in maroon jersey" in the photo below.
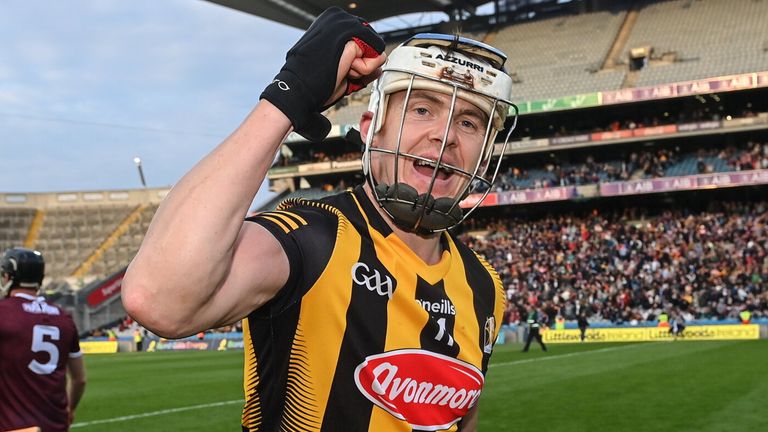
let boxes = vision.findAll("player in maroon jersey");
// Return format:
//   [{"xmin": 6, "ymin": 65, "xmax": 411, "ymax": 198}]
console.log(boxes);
[{"xmin": 0, "ymin": 248, "xmax": 87, "ymax": 432}]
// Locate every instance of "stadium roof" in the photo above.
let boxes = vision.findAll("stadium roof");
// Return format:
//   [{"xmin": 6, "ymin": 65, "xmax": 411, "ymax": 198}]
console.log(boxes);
[{"xmin": 205, "ymin": 0, "xmax": 492, "ymax": 30}]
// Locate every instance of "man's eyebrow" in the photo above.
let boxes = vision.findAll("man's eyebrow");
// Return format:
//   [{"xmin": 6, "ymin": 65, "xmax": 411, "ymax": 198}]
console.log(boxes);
[
  {"xmin": 409, "ymin": 90, "xmax": 445, "ymax": 106},
  {"xmin": 457, "ymin": 105, "xmax": 488, "ymax": 123},
  {"xmin": 409, "ymin": 90, "xmax": 488, "ymax": 122}
]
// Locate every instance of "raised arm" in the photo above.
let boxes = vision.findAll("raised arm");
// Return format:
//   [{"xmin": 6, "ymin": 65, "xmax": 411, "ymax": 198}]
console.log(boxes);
[
  {"xmin": 122, "ymin": 102, "xmax": 291, "ymax": 338},
  {"xmin": 122, "ymin": 7, "xmax": 385, "ymax": 338}
]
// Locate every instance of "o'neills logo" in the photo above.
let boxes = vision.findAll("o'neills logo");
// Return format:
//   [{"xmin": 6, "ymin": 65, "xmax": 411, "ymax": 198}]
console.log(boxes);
[
  {"xmin": 435, "ymin": 53, "xmax": 484, "ymax": 72},
  {"xmin": 354, "ymin": 349, "xmax": 483, "ymax": 431}
]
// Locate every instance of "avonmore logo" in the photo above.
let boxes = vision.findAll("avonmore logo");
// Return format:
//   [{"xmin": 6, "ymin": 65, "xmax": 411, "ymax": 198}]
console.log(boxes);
[{"xmin": 354, "ymin": 349, "xmax": 483, "ymax": 431}]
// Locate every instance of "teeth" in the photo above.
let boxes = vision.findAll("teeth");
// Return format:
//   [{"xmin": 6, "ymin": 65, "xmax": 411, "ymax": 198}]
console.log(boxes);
[{"xmin": 415, "ymin": 159, "xmax": 454, "ymax": 175}]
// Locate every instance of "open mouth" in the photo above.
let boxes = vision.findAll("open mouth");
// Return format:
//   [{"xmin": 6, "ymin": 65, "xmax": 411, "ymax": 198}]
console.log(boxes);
[{"xmin": 413, "ymin": 159, "xmax": 455, "ymax": 181}]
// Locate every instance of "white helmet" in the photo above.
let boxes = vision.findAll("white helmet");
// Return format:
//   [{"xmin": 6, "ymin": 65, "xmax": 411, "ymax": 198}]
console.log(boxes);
[{"xmin": 362, "ymin": 33, "xmax": 518, "ymax": 234}]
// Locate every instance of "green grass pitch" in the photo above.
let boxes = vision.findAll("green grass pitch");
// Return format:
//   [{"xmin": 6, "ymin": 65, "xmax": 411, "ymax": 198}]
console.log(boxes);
[{"xmin": 72, "ymin": 340, "xmax": 768, "ymax": 431}]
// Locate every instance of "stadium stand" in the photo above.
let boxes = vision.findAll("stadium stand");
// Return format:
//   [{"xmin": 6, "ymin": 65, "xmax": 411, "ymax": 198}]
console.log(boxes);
[
  {"xmin": 492, "ymin": 4, "xmax": 629, "ymax": 100},
  {"xmin": 86, "ymin": 203, "xmax": 159, "ymax": 278},
  {"xmin": 0, "ymin": 207, "xmax": 36, "ymax": 251},
  {"xmin": 625, "ymin": 0, "xmax": 768, "ymax": 87},
  {"xmin": 326, "ymin": 103, "xmax": 369, "ymax": 128},
  {"xmin": 325, "ymin": 5, "xmax": 634, "ymax": 125},
  {"xmin": 34, "ymin": 205, "xmax": 136, "ymax": 278},
  {"xmin": 0, "ymin": 188, "xmax": 168, "ymax": 290},
  {"xmin": 492, "ymin": 138, "xmax": 768, "ymax": 191}
]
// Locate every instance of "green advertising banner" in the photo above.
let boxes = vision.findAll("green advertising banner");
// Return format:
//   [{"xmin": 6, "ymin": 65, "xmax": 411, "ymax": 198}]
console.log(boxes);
[
  {"xmin": 268, "ymin": 166, "xmax": 299, "ymax": 175},
  {"xmin": 518, "ymin": 93, "xmax": 600, "ymax": 115}
]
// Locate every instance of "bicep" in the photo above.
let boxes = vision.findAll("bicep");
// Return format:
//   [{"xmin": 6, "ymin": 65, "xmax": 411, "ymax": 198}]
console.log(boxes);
[{"xmin": 196, "ymin": 222, "xmax": 290, "ymax": 329}]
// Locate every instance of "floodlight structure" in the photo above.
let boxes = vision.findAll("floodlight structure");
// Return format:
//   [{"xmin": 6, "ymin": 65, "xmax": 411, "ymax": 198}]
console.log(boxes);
[{"xmin": 133, "ymin": 157, "xmax": 147, "ymax": 188}]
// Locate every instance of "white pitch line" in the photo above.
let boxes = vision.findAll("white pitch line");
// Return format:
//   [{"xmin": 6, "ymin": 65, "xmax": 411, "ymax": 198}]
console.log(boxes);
[
  {"xmin": 489, "ymin": 343, "xmax": 654, "ymax": 368},
  {"xmin": 71, "ymin": 399, "xmax": 244, "ymax": 428}
]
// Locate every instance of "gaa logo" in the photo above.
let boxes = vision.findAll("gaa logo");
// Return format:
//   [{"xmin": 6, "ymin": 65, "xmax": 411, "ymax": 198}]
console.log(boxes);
[
  {"xmin": 351, "ymin": 262, "xmax": 394, "ymax": 299},
  {"xmin": 354, "ymin": 349, "xmax": 483, "ymax": 431}
]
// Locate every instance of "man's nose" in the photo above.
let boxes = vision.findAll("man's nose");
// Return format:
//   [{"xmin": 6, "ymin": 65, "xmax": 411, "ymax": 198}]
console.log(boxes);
[{"xmin": 427, "ymin": 114, "xmax": 459, "ymax": 148}]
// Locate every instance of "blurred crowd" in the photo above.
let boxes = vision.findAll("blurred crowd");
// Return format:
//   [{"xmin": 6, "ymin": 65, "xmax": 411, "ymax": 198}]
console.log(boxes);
[
  {"xmin": 493, "ymin": 147, "xmax": 679, "ymax": 191},
  {"xmin": 727, "ymin": 141, "xmax": 768, "ymax": 172},
  {"xmin": 494, "ymin": 140, "xmax": 768, "ymax": 192},
  {"xmin": 462, "ymin": 202, "xmax": 768, "ymax": 326}
]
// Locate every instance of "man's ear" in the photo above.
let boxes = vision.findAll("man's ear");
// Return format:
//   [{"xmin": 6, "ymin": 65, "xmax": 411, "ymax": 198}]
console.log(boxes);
[{"xmin": 359, "ymin": 111, "xmax": 374, "ymax": 143}]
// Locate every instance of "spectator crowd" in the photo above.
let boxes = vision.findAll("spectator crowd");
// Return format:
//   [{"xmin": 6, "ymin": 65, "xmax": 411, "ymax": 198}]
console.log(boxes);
[
  {"xmin": 493, "ymin": 140, "xmax": 768, "ymax": 192},
  {"xmin": 462, "ymin": 202, "xmax": 768, "ymax": 326}
]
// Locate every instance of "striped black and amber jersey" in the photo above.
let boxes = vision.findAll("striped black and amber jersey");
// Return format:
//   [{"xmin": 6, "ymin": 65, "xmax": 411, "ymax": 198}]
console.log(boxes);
[{"xmin": 242, "ymin": 186, "xmax": 504, "ymax": 432}]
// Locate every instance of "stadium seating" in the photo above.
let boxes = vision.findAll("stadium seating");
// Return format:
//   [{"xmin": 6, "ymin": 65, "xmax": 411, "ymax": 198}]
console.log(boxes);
[
  {"xmin": 326, "ymin": 0, "xmax": 768, "ymax": 122},
  {"xmin": 0, "ymin": 208, "xmax": 36, "ymax": 251},
  {"xmin": 327, "ymin": 103, "xmax": 368, "ymax": 128},
  {"xmin": 626, "ymin": 0, "xmax": 768, "ymax": 86},
  {"xmin": 32, "ymin": 205, "xmax": 136, "ymax": 279},
  {"xmin": 491, "ymin": 7, "xmax": 629, "ymax": 100},
  {"xmin": 87, "ymin": 203, "xmax": 160, "ymax": 278}
]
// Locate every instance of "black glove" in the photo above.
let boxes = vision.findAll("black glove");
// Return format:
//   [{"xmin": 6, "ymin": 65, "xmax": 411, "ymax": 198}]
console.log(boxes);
[{"xmin": 260, "ymin": 7, "xmax": 385, "ymax": 142}]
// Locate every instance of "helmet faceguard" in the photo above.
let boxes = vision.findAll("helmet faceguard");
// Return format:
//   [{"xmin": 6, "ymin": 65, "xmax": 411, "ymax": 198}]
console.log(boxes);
[
  {"xmin": 1, "ymin": 247, "xmax": 45, "ymax": 297},
  {"xmin": 362, "ymin": 33, "xmax": 518, "ymax": 234}
]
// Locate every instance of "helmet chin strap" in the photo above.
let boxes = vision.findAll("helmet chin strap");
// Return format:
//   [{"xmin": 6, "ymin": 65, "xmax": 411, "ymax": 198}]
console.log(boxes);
[
  {"xmin": 0, "ymin": 281, "xmax": 41, "ymax": 298},
  {"xmin": 374, "ymin": 182, "xmax": 463, "ymax": 234},
  {"xmin": 0, "ymin": 279, "xmax": 12, "ymax": 298}
]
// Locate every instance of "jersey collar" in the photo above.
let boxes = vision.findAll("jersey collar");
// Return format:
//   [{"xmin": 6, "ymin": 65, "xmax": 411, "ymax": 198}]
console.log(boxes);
[
  {"xmin": 353, "ymin": 185, "xmax": 395, "ymax": 237},
  {"xmin": 11, "ymin": 292, "xmax": 40, "ymax": 301}
]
